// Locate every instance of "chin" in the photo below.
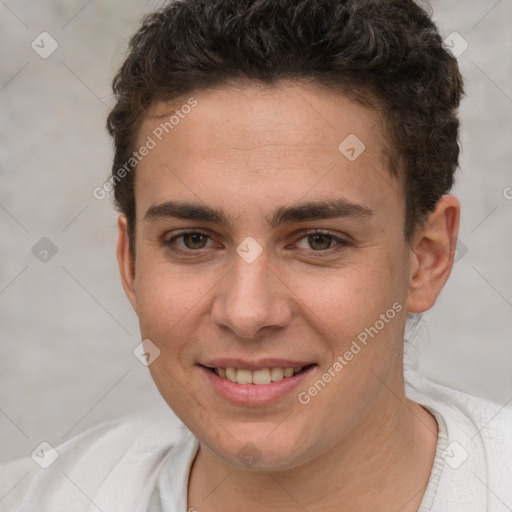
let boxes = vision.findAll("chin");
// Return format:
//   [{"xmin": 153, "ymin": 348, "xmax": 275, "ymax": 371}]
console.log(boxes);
[{"xmin": 197, "ymin": 423, "xmax": 313, "ymax": 471}]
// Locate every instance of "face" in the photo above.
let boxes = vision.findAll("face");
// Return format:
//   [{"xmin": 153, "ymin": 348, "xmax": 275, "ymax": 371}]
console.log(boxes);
[{"xmin": 117, "ymin": 81, "xmax": 456, "ymax": 471}]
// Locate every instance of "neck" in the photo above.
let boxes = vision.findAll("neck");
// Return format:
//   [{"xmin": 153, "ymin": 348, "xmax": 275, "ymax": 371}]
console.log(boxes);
[{"xmin": 187, "ymin": 374, "xmax": 438, "ymax": 512}]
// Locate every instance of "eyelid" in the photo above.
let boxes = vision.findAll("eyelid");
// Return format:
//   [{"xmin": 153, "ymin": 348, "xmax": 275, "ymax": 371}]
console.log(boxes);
[
  {"xmin": 291, "ymin": 229, "xmax": 350, "ymax": 253},
  {"xmin": 164, "ymin": 228, "xmax": 215, "ymax": 250}
]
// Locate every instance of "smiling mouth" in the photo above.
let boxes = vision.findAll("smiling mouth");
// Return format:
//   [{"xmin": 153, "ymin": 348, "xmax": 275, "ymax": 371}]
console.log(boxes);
[{"xmin": 205, "ymin": 365, "xmax": 315, "ymax": 385}]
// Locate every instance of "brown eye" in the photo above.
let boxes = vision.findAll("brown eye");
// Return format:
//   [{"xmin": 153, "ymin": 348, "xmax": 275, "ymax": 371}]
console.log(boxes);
[
  {"xmin": 294, "ymin": 230, "xmax": 350, "ymax": 256},
  {"xmin": 163, "ymin": 230, "xmax": 214, "ymax": 253},
  {"xmin": 181, "ymin": 232, "xmax": 209, "ymax": 249},
  {"xmin": 307, "ymin": 233, "xmax": 333, "ymax": 250}
]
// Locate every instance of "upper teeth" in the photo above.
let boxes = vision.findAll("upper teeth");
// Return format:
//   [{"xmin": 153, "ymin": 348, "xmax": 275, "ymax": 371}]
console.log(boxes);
[{"xmin": 215, "ymin": 367, "xmax": 303, "ymax": 385}]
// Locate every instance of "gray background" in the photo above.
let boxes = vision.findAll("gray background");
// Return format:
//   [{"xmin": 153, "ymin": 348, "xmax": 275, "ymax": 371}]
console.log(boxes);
[{"xmin": 0, "ymin": 0, "xmax": 511, "ymax": 464}]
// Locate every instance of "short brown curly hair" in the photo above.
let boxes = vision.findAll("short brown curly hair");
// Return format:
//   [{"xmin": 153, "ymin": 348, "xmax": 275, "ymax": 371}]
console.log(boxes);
[{"xmin": 106, "ymin": 0, "xmax": 463, "ymax": 257}]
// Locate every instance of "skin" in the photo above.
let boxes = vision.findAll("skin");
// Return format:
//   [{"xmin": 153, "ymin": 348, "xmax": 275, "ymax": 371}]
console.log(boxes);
[{"xmin": 117, "ymin": 81, "xmax": 460, "ymax": 511}]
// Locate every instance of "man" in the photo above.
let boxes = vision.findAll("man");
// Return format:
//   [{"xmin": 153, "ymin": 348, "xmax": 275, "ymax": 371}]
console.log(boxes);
[{"xmin": 2, "ymin": 0, "xmax": 511, "ymax": 511}]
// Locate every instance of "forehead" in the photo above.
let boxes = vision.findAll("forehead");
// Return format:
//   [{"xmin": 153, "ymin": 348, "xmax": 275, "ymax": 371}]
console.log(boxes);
[
  {"xmin": 134, "ymin": 81, "xmax": 402, "ymax": 230},
  {"xmin": 142, "ymin": 81, "xmax": 384, "ymax": 154}
]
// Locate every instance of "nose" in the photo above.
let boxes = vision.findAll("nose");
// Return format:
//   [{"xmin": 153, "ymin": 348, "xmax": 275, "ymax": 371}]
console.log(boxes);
[{"xmin": 211, "ymin": 247, "xmax": 292, "ymax": 340}]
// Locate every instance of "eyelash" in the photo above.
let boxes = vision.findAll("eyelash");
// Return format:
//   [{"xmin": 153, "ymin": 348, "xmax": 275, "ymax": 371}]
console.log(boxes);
[{"xmin": 162, "ymin": 229, "xmax": 350, "ymax": 257}]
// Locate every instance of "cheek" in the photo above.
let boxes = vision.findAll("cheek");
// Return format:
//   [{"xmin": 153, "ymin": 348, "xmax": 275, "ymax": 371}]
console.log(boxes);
[
  {"xmin": 133, "ymin": 256, "xmax": 202, "ymax": 335},
  {"xmin": 132, "ymin": 257, "xmax": 222, "ymax": 381},
  {"xmin": 290, "ymin": 266, "xmax": 407, "ymax": 440},
  {"xmin": 291, "ymin": 261, "xmax": 406, "ymax": 334},
  {"xmin": 135, "ymin": 264, "xmax": 204, "ymax": 410}
]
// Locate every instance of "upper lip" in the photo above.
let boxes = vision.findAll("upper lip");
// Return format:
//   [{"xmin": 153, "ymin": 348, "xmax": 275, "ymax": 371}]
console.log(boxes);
[{"xmin": 201, "ymin": 358, "xmax": 315, "ymax": 371}]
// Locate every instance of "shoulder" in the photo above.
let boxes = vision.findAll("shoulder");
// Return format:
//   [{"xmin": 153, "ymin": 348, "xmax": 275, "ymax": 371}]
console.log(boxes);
[
  {"xmin": 0, "ymin": 411, "xmax": 187, "ymax": 512},
  {"xmin": 405, "ymin": 367, "xmax": 512, "ymax": 445},
  {"xmin": 0, "ymin": 457, "xmax": 35, "ymax": 512},
  {"xmin": 405, "ymin": 368, "xmax": 512, "ymax": 510}
]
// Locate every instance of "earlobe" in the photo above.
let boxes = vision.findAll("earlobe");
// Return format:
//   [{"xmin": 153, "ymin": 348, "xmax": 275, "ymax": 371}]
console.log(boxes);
[
  {"xmin": 116, "ymin": 214, "xmax": 138, "ymax": 312},
  {"xmin": 406, "ymin": 195, "xmax": 460, "ymax": 313}
]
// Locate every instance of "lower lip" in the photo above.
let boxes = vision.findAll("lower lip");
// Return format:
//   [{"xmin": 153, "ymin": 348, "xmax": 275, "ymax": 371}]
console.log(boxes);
[{"xmin": 200, "ymin": 365, "xmax": 316, "ymax": 406}]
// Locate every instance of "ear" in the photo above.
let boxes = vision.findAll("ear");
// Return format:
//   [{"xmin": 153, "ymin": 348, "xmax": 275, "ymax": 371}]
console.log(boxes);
[
  {"xmin": 406, "ymin": 195, "xmax": 460, "ymax": 313},
  {"xmin": 116, "ymin": 214, "xmax": 138, "ymax": 312}
]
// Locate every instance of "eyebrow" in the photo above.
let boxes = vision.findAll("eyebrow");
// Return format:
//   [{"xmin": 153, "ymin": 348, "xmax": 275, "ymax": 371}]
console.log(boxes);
[{"xmin": 144, "ymin": 198, "xmax": 373, "ymax": 228}]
